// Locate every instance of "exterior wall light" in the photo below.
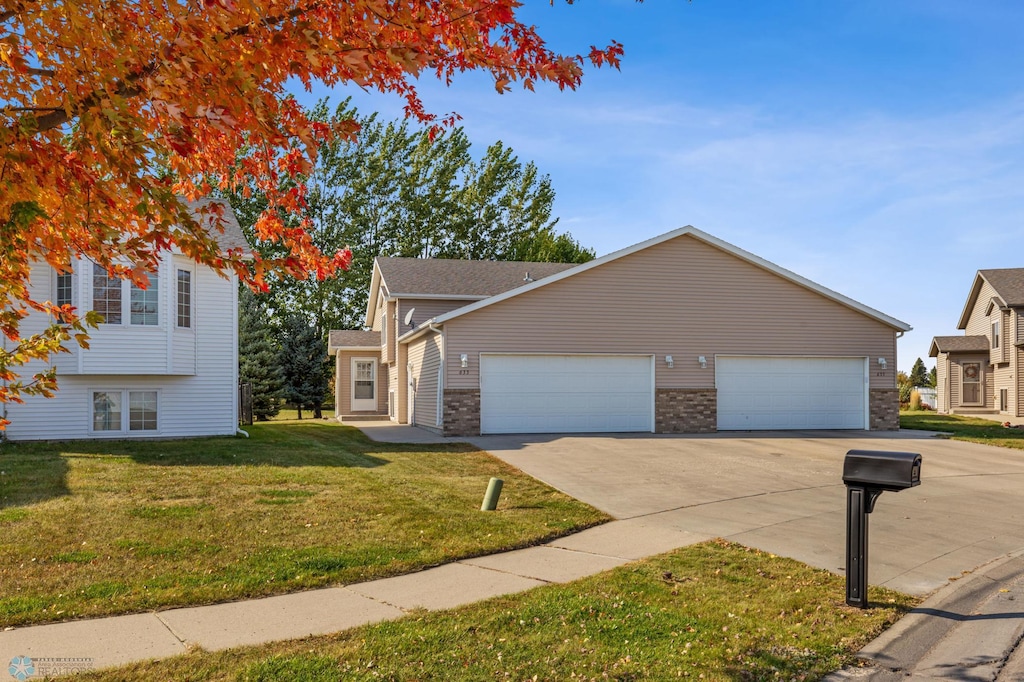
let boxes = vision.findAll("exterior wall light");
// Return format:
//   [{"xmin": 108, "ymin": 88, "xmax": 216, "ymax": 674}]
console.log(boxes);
[
  {"xmin": 460, "ymin": 353, "xmax": 469, "ymax": 368},
  {"xmin": 665, "ymin": 355, "xmax": 674, "ymax": 368},
  {"xmin": 877, "ymin": 358, "xmax": 887, "ymax": 369},
  {"xmin": 698, "ymin": 355, "xmax": 707, "ymax": 369}
]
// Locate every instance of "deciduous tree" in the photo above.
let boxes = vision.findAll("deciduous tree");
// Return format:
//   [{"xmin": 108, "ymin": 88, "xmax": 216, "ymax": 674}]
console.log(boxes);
[{"xmin": 0, "ymin": 0, "xmax": 622, "ymax": 427}]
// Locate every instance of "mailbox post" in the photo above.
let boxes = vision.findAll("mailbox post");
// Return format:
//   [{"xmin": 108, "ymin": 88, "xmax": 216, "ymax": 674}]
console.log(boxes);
[{"xmin": 842, "ymin": 450, "xmax": 921, "ymax": 608}]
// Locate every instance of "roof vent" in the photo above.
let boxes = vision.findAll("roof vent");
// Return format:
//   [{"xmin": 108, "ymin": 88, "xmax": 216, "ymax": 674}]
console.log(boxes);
[{"xmin": 523, "ymin": 272, "xmax": 533, "ymax": 283}]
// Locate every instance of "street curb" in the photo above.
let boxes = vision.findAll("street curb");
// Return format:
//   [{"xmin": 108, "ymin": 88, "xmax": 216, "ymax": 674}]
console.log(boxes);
[{"xmin": 825, "ymin": 548, "xmax": 1024, "ymax": 680}]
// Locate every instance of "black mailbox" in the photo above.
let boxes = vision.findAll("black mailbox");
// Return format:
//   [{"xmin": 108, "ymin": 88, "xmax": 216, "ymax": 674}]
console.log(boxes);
[
  {"xmin": 843, "ymin": 450, "xmax": 921, "ymax": 492},
  {"xmin": 843, "ymin": 449, "xmax": 922, "ymax": 608}
]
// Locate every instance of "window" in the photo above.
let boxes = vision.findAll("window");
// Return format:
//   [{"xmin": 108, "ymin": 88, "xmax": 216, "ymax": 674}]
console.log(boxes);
[
  {"xmin": 92, "ymin": 263, "xmax": 159, "ymax": 325},
  {"xmin": 176, "ymin": 269, "xmax": 192, "ymax": 328},
  {"xmin": 92, "ymin": 391, "xmax": 122, "ymax": 431},
  {"xmin": 93, "ymin": 264, "xmax": 122, "ymax": 324},
  {"xmin": 92, "ymin": 389, "xmax": 158, "ymax": 433},
  {"xmin": 56, "ymin": 272, "xmax": 73, "ymax": 308},
  {"xmin": 130, "ymin": 277, "xmax": 159, "ymax": 325},
  {"xmin": 129, "ymin": 391, "xmax": 158, "ymax": 431},
  {"xmin": 993, "ymin": 321, "xmax": 1001, "ymax": 349}
]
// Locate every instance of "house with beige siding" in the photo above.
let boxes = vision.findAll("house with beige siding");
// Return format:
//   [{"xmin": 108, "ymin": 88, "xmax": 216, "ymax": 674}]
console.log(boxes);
[
  {"xmin": 929, "ymin": 269, "xmax": 1024, "ymax": 418},
  {"xmin": 330, "ymin": 226, "xmax": 911, "ymax": 435},
  {"xmin": 3, "ymin": 200, "xmax": 247, "ymax": 441}
]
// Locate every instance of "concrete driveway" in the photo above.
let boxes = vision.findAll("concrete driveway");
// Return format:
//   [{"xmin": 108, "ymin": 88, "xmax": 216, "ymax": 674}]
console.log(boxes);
[{"xmin": 466, "ymin": 430, "xmax": 1024, "ymax": 596}]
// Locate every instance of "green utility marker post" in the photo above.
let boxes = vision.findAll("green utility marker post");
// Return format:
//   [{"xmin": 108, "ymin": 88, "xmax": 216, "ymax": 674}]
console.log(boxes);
[{"xmin": 481, "ymin": 477, "xmax": 504, "ymax": 511}]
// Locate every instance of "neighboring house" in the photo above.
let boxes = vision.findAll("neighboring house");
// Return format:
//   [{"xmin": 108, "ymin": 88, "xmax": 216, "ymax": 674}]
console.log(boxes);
[
  {"xmin": 3, "ymin": 200, "xmax": 248, "ymax": 440},
  {"xmin": 929, "ymin": 268, "xmax": 1024, "ymax": 418},
  {"xmin": 329, "ymin": 226, "xmax": 911, "ymax": 436}
]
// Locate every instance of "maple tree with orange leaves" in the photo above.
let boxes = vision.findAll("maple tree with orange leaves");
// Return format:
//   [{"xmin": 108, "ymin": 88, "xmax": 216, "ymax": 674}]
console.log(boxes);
[{"xmin": 0, "ymin": 0, "xmax": 623, "ymax": 426}]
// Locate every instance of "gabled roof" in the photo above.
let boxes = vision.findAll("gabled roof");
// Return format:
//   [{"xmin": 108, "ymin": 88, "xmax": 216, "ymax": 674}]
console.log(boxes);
[
  {"xmin": 957, "ymin": 268, "xmax": 1024, "ymax": 329},
  {"xmin": 400, "ymin": 226, "xmax": 912, "ymax": 339},
  {"xmin": 328, "ymin": 330, "xmax": 380, "ymax": 355},
  {"xmin": 365, "ymin": 257, "xmax": 577, "ymax": 326},
  {"xmin": 185, "ymin": 198, "xmax": 250, "ymax": 254},
  {"xmin": 929, "ymin": 335, "xmax": 990, "ymax": 357}
]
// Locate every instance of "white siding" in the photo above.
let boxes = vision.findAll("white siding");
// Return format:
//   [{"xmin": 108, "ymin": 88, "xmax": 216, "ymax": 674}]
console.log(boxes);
[{"xmin": 5, "ymin": 257, "xmax": 239, "ymax": 440}]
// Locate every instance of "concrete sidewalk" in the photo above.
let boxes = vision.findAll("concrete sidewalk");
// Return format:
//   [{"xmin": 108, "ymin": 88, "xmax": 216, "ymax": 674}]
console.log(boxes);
[{"xmin": 0, "ymin": 520, "xmax": 712, "ymax": 676}]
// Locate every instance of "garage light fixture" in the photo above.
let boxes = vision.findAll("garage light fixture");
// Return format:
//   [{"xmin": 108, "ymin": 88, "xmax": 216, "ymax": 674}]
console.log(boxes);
[
  {"xmin": 460, "ymin": 353, "xmax": 469, "ymax": 368},
  {"xmin": 877, "ymin": 357, "xmax": 887, "ymax": 369},
  {"xmin": 698, "ymin": 355, "xmax": 707, "ymax": 369},
  {"xmin": 665, "ymin": 355, "xmax": 674, "ymax": 368}
]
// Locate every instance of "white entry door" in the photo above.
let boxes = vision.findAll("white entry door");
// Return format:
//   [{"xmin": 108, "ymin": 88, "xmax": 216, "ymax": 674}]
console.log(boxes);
[
  {"xmin": 716, "ymin": 356, "xmax": 867, "ymax": 430},
  {"xmin": 351, "ymin": 358, "xmax": 377, "ymax": 411},
  {"xmin": 480, "ymin": 354, "xmax": 654, "ymax": 434}
]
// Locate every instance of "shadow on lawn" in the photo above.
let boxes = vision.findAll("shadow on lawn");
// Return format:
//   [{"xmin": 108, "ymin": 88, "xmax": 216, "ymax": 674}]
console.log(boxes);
[{"xmin": 0, "ymin": 445, "xmax": 70, "ymax": 509}]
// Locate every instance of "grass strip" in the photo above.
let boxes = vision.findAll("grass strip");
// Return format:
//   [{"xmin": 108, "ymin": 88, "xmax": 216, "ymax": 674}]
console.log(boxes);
[
  {"xmin": 900, "ymin": 411, "xmax": 1024, "ymax": 451},
  {"xmin": 77, "ymin": 540, "xmax": 916, "ymax": 681},
  {"xmin": 0, "ymin": 420, "xmax": 606, "ymax": 627}
]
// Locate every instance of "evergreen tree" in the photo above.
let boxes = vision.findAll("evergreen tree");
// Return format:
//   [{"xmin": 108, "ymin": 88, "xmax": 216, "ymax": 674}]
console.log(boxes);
[
  {"xmin": 278, "ymin": 314, "xmax": 330, "ymax": 419},
  {"xmin": 238, "ymin": 288, "xmax": 283, "ymax": 421},
  {"xmin": 909, "ymin": 357, "xmax": 929, "ymax": 388},
  {"xmin": 928, "ymin": 366, "xmax": 938, "ymax": 389}
]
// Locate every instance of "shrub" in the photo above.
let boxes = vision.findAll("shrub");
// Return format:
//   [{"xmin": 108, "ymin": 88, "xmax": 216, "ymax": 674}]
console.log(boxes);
[{"xmin": 909, "ymin": 389, "xmax": 922, "ymax": 411}]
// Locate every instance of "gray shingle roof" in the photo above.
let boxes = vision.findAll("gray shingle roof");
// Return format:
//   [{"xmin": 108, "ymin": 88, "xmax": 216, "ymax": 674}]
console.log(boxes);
[
  {"xmin": 329, "ymin": 330, "xmax": 380, "ymax": 349},
  {"xmin": 929, "ymin": 335, "xmax": 990, "ymax": 356},
  {"xmin": 980, "ymin": 268, "xmax": 1024, "ymax": 307},
  {"xmin": 185, "ymin": 198, "xmax": 250, "ymax": 253},
  {"xmin": 376, "ymin": 257, "xmax": 578, "ymax": 298}
]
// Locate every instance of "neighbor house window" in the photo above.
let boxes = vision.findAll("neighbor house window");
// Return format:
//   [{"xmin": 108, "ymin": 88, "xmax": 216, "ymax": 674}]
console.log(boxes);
[
  {"xmin": 92, "ymin": 264, "xmax": 159, "ymax": 325},
  {"xmin": 92, "ymin": 391, "xmax": 122, "ymax": 431},
  {"xmin": 92, "ymin": 264, "xmax": 122, "ymax": 324},
  {"xmin": 992, "ymin": 321, "xmax": 1000, "ymax": 349},
  {"xmin": 56, "ymin": 272, "xmax": 73, "ymax": 308},
  {"xmin": 93, "ymin": 389, "xmax": 158, "ymax": 433},
  {"xmin": 176, "ymin": 269, "xmax": 192, "ymax": 328},
  {"xmin": 129, "ymin": 391, "xmax": 158, "ymax": 431}
]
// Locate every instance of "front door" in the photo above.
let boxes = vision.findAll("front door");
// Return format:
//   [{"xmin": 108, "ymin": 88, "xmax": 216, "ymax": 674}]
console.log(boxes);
[
  {"xmin": 351, "ymin": 358, "xmax": 377, "ymax": 412},
  {"xmin": 961, "ymin": 361, "xmax": 983, "ymax": 406}
]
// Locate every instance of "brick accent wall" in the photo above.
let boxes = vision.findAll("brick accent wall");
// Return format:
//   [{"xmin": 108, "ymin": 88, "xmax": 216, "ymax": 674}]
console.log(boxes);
[
  {"xmin": 656, "ymin": 388, "xmax": 718, "ymax": 433},
  {"xmin": 869, "ymin": 388, "xmax": 900, "ymax": 431},
  {"xmin": 443, "ymin": 389, "xmax": 480, "ymax": 436}
]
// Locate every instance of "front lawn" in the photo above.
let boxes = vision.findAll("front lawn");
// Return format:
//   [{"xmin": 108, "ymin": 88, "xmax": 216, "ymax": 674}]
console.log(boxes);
[
  {"xmin": 900, "ymin": 411, "xmax": 1024, "ymax": 451},
  {"xmin": 78, "ymin": 541, "xmax": 916, "ymax": 681},
  {"xmin": 0, "ymin": 421, "xmax": 606, "ymax": 627}
]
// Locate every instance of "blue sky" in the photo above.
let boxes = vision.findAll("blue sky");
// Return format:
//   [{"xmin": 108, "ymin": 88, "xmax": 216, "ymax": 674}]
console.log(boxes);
[{"xmin": 292, "ymin": 1, "xmax": 1024, "ymax": 372}]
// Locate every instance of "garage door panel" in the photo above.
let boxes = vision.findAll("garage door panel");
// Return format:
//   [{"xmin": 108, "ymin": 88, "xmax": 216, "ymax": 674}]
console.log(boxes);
[
  {"xmin": 481, "ymin": 355, "xmax": 653, "ymax": 434},
  {"xmin": 717, "ymin": 356, "xmax": 866, "ymax": 431}
]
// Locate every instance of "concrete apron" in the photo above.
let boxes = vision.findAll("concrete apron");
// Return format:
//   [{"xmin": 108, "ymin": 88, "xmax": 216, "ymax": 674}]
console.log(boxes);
[{"xmin": 466, "ymin": 430, "xmax": 1024, "ymax": 597}]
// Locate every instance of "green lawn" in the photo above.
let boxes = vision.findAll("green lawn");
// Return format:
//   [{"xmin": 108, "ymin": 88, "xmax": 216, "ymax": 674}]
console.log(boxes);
[
  {"xmin": 77, "ymin": 541, "xmax": 916, "ymax": 682},
  {"xmin": 0, "ymin": 421, "xmax": 607, "ymax": 627},
  {"xmin": 900, "ymin": 411, "xmax": 1024, "ymax": 450}
]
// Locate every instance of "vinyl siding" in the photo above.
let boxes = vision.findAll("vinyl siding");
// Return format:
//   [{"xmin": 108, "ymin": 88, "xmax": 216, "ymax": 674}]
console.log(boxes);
[
  {"xmin": 964, "ymin": 280, "xmax": 1004, "ymax": 366},
  {"xmin": 1018, "ymin": 347, "xmax": 1024, "ymax": 417},
  {"xmin": 442, "ymin": 234, "xmax": 899, "ymax": 390},
  {"xmin": 947, "ymin": 354, "xmax": 990, "ymax": 409},
  {"xmin": 333, "ymin": 350, "xmax": 386, "ymax": 414},
  {"xmin": 936, "ymin": 353, "xmax": 949, "ymax": 413},
  {"xmin": 397, "ymin": 299, "xmax": 475, "ymax": 332},
  {"xmin": 407, "ymin": 333, "xmax": 442, "ymax": 428},
  {"xmin": 5, "ymin": 259, "xmax": 239, "ymax": 440}
]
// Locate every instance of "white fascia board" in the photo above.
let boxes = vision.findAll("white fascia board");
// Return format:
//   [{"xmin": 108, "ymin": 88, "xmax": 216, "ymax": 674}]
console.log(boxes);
[
  {"xmin": 385, "ymin": 293, "xmax": 489, "ymax": 301},
  {"xmin": 328, "ymin": 345, "xmax": 379, "ymax": 356},
  {"xmin": 398, "ymin": 321, "xmax": 440, "ymax": 345},
  {"xmin": 428, "ymin": 225, "xmax": 913, "ymax": 332}
]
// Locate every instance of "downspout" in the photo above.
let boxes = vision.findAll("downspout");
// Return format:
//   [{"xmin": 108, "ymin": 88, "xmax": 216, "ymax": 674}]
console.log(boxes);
[{"xmin": 429, "ymin": 323, "xmax": 445, "ymax": 428}]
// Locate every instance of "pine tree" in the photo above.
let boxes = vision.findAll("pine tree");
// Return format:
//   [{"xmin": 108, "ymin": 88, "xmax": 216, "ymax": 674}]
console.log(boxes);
[
  {"xmin": 278, "ymin": 314, "xmax": 329, "ymax": 419},
  {"xmin": 928, "ymin": 366, "xmax": 938, "ymax": 389},
  {"xmin": 909, "ymin": 357, "xmax": 929, "ymax": 388},
  {"xmin": 238, "ymin": 288, "xmax": 283, "ymax": 421}
]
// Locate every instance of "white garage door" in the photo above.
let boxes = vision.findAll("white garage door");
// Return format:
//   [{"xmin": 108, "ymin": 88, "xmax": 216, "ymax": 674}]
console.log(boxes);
[
  {"xmin": 480, "ymin": 354, "xmax": 653, "ymax": 434},
  {"xmin": 716, "ymin": 356, "xmax": 867, "ymax": 430}
]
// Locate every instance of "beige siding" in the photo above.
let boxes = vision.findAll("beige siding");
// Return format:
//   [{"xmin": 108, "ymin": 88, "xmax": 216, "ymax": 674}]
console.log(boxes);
[
  {"xmin": 947, "ymin": 354, "xmax": 991, "ymax": 409},
  {"xmin": 388, "ymin": 362, "xmax": 399, "ymax": 420},
  {"xmin": 333, "ymin": 350, "xmax": 386, "ymax": 414},
  {"xmin": 407, "ymin": 333, "xmax": 442, "ymax": 428},
  {"xmin": 397, "ymin": 299, "xmax": 475, "ymax": 332},
  {"xmin": 964, "ymin": 280, "xmax": 1004, "ymax": 365},
  {"xmin": 443, "ymin": 234, "xmax": 899, "ymax": 390},
  {"xmin": 1019, "ymin": 347, "xmax": 1024, "ymax": 417}
]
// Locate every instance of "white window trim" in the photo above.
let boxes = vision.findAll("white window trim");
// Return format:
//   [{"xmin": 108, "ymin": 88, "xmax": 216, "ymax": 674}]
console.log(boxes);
[
  {"xmin": 90, "ymin": 261, "xmax": 162, "ymax": 327},
  {"xmin": 175, "ymin": 266, "xmax": 194, "ymax": 330},
  {"xmin": 90, "ymin": 388, "xmax": 161, "ymax": 435}
]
